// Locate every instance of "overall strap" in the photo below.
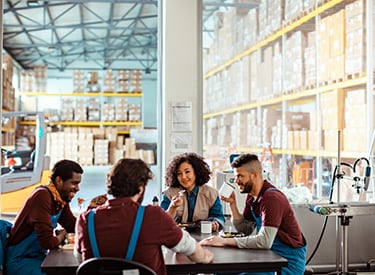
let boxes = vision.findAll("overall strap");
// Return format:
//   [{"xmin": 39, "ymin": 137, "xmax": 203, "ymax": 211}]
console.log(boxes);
[
  {"xmin": 87, "ymin": 209, "xmax": 101, "ymax": 257},
  {"xmin": 126, "ymin": 205, "xmax": 145, "ymax": 260}
]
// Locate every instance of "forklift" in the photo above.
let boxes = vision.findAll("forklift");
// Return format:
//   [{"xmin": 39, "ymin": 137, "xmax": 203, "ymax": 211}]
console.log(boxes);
[{"xmin": 0, "ymin": 112, "xmax": 50, "ymax": 214}]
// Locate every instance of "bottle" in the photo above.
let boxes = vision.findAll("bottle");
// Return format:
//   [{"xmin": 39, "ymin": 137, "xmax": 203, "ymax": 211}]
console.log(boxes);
[
  {"xmin": 223, "ymin": 214, "xmax": 233, "ymax": 232},
  {"xmin": 152, "ymin": 196, "xmax": 159, "ymax": 206}
]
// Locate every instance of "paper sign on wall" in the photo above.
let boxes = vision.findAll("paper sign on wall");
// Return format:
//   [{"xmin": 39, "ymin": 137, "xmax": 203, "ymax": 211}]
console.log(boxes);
[
  {"xmin": 170, "ymin": 101, "xmax": 192, "ymax": 132},
  {"xmin": 170, "ymin": 101, "xmax": 192, "ymax": 153}
]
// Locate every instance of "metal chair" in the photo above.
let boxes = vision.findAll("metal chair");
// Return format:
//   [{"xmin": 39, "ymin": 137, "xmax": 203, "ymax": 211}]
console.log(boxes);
[{"xmin": 76, "ymin": 257, "xmax": 157, "ymax": 275}]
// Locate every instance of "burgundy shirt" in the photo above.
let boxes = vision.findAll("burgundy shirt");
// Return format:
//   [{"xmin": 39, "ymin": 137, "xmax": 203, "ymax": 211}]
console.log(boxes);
[
  {"xmin": 75, "ymin": 197, "xmax": 183, "ymax": 275},
  {"xmin": 7, "ymin": 186, "xmax": 76, "ymax": 249},
  {"xmin": 243, "ymin": 181, "xmax": 305, "ymax": 248}
]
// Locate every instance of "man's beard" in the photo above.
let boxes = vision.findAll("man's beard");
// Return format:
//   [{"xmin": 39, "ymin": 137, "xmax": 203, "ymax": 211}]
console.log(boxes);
[{"xmin": 241, "ymin": 180, "xmax": 253, "ymax": 193}]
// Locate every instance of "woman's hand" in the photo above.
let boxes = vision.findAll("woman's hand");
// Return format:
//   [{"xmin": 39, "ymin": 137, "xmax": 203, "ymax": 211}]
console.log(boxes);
[
  {"xmin": 211, "ymin": 221, "xmax": 220, "ymax": 232},
  {"xmin": 169, "ymin": 190, "xmax": 185, "ymax": 209}
]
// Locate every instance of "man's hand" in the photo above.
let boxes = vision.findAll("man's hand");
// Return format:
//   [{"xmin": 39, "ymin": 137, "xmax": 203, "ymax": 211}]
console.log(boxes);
[
  {"xmin": 199, "ymin": 235, "xmax": 225, "ymax": 247},
  {"xmin": 220, "ymin": 191, "xmax": 236, "ymax": 204},
  {"xmin": 200, "ymin": 248, "xmax": 214, "ymax": 263},
  {"xmin": 55, "ymin": 229, "xmax": 67, "ymax": 246},
  {"xmin": 199, "ymin": 235, "xmax": 237, "ymax": 247},
  {"xmin": 87, "ymin": 194, "xmax": 108, "ymax": 210}
]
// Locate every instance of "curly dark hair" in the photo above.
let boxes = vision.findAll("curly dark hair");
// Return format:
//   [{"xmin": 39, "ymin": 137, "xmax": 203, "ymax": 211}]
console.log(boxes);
[
  {"xmin": 165, "ymin": 152, "xmax": 211, "ymax": 188},
  {"xmin": 107, "ymin": 158, "xmax": 153, "ymax": 198},
  {"xmin": 50, "ymin": 159, "xmax": 83, "ymax": 183}
]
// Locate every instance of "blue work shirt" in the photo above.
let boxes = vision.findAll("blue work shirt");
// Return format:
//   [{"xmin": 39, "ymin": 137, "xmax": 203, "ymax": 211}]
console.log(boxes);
[{"xmin": 161, "ymin": 185, "xmax": 225, "ymax": 229}]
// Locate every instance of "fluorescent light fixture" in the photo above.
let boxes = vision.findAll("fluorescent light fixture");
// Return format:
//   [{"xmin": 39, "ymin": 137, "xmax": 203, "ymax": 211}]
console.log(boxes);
[{"xmin": 27, "ymin": 0, "xmax": 40, "ymax": 7}]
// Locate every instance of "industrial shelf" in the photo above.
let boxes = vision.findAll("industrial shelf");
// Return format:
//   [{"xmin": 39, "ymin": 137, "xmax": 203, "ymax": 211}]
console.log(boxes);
[
  {"xmin": 19, "ymin": 92, "xmax": 142, "ymax": 97},
  {"xmin": 19, "ymin": 120, "xmax": 142, "ymax": 127}
]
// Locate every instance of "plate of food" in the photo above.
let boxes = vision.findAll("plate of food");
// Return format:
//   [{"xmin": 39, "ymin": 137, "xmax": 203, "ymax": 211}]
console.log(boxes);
[
  {"xmin": 178, "ymin": 222, "xmax": 199, "ymax": 232},
  {"xmin": 219, "ymin": 231, "xmax": 245, "ymax": 238}
]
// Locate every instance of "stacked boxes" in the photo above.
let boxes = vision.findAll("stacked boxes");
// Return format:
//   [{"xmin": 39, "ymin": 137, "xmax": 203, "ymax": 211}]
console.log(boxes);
[
  {"xmin": 343, "ymin": 89, "xmax": 368, "ymax": 152},
  {"xmin": 320, "ymin": 89, "xmax": 345, "ymax": 151},
  {"xmin": 73, "ymin": 70, "xmax": 85, "ymax": 92},
  {"xmin": 47, "ymin": 132, "xmax": 65, "ymax": 167},
  {"xmin": 47, "ymin": 127, "xmax": 160, "ymax": 167},
  {"xmin": 74, "ymin": 99, "xmax": 87, "ymax": 121},
  {"xmin": 85, "ymin": 71, "xmax": 101, "ymax": 92},
  {"xmin": 19, "ymin": 66, "xmax": 47, "ymax": 93},
  {"xmin": 94, "ymin": 139, "xmax": 109, "ymax": 165},
  {"xmin": 63, "ymin": 128, "xmax": 78, "ymax": 162},
  {"xmin": 284, "ymin": 0, "xmax": 304, "ymax": 23},
  {"xmin": 60, "ymin": 99, "xmax": 74, "ymax": 121},
  {"xmin": 78, "ymin": 130, "xmax": 94, "ymax": 166},
  {"xmin": 283, "ymin": 31, "xmax": 306, "ymax": 92},
  {"xmin": 304, "ymin": 31, "xmax": 317, "ymax": 87},
  {"xmin": 124, "ymin": 138, "xmax": 137, "ymax": 158},
  {"xmin": 345, "ymin": 0, "xmax": 368, "ymax": 76},
  {"xmin": 128, "ymin": 104, "xmax": 141, "ymax": 121},
  {"xmin": 87, "ymin": 98, "xmax": 100, "ymax": 121},
  {"xmin": 21, "ymin": 71, "xmax": 35, "ymax": 93},
  {"xmin": 330, "ymin": 10, "xmax": 346, "ymax": 81},
  {"xmin": 102, "ymin": 69, "xmax": 116, "ymax": 92},
  {"xmin": 117, "ymin": 70, "xmax": 130, "ymax": 92},
  {"xmin": 129, "ymin": 70, "xmax": 142, "ymax": 93},
  {"xmin": 101, "ymin": 102, "xmax": 115, "ymax": 121},
  {"xmin": 2, "ymin": 55, "xmax": 15, "ymax": 111},
  {"xmin": 115, "ymin": 98, "xmax": 128, "ymax": 121},
  {"xmin": 317, "ymin": 10, "xmax": 345, "ymax": 83},
  {"xmin": 33, "ymin": 65, "xmax": 48, "ymax": 92}
]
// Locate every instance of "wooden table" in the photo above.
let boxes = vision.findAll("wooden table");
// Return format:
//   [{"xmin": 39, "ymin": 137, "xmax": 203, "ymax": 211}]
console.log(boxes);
[{"xmin": 41, "ymin": 232, "xmax": 288, "ymax": 275}]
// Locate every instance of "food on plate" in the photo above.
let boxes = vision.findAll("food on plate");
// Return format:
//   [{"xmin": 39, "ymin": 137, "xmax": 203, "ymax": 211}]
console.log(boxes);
[{"xmin": 219, "ymin": 231, "xmax": 245, "ymax": 238}]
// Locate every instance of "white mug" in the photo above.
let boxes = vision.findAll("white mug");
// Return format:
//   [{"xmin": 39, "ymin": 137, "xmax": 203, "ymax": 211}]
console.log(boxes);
[
  {"xmin": 200, "ymin": 220, "xmax": 212, "ymax": 234},
  {"xmin": 219, "ymin": 181, "xmax": 235, "ymax": 198}
]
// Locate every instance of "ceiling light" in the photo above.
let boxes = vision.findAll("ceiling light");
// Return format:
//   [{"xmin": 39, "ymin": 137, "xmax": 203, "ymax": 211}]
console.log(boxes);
[
  {"xmin": 27, "ymin": 0, "xmax": 40, "ymax": 7},
  {"xmin": 145, "ymin": 68, "xmax": 151, "ymax": 74}
]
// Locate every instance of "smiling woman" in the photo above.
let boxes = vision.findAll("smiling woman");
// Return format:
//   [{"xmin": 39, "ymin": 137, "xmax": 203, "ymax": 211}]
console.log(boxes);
[{"xmin": 160, "ymin": 152, "xmax": 225, "ymax": 232}]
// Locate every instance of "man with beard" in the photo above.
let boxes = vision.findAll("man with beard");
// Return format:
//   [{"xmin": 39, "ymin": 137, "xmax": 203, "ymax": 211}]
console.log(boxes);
[
  {"xmin": 200, "ymin": 154, "xmax": 306, "ymax": 275},
  {"xmin": 75, "ymin": 158, "xmax": 213, "ymax": 275},
  {"xmin": 5, "ymin": 159, "xmax": 84, "ymax": 275}
]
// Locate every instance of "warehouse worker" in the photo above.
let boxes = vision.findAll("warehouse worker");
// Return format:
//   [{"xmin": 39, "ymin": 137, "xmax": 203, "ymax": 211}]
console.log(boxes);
[
  {"xmin": 160, "ymin": 152, "xmax": 225, "ymax": 232},
  {"xmin": 5, "ymin": 159, "xmax": 105, "ymax": 275},
  {"xmin": 200, "ymin": 153, "xmax": 306, "ymax": 275},
  {"xmin": 75, "ymin": 158, "xmax": 213, "ymax": 274}
]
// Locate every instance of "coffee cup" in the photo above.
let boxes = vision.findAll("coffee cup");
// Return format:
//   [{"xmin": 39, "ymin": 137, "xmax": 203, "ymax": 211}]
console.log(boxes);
[
  {"xmin": 200, "ymin": 220, "xmax": 212, "ymax": 234},
  {"xmin": 219, "ymin": 182, "xmax": 235, "ymax": 198}
]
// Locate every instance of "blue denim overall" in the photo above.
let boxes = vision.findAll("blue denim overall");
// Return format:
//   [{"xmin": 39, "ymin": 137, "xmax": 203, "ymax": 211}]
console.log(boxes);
[
  {"xmin": 219, "ymin": 188, "xmax": 306, "ymax": 275},
  {"xmin": 5, "ymin": 211, "xmax": 62, "ymax": 275},
  {"xmin": 247, "ymin": 188, "xmax": 306, "ymax": 275}
]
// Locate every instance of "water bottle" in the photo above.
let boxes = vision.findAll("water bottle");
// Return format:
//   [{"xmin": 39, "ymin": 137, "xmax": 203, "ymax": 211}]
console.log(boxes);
[
  {"xmin": 152, "ymin": 196, "xmax": 159, "ymax": 206},
  {"xmin": 224, "ymin": 214, "xmax": 233, "ymax": 232}
]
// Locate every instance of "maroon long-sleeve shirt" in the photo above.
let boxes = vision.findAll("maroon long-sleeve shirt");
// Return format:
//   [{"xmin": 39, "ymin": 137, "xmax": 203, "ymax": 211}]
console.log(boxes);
[{"xmin": 7, "ymin": 186, "xmax": 76, "ymax": 249}]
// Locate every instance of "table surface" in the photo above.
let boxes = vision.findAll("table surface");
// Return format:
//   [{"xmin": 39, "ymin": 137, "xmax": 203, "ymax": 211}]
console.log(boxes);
[{"xmin": 41, "ymin": 231, "xmax": 288, "ymax": 275}]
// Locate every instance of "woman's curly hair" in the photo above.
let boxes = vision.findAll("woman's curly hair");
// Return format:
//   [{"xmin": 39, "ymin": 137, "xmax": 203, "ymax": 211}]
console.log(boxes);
[
  {"xmin": 165, "ymin": 152, "xmax": 211, "ymax": 188},
  {"xmin": 107, "ymin": 158, "xmax": 153, "ymax": 198}
]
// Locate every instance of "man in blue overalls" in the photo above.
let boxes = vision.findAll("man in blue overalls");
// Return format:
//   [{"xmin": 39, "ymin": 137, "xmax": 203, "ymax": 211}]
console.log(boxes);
[
  {"xmin": 5, "ymin": 159, "xmax": 83, "ymax": 275},
  {"xmin": 200, "ymin": 153, "xmax": 306, "ymax": 275}
]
